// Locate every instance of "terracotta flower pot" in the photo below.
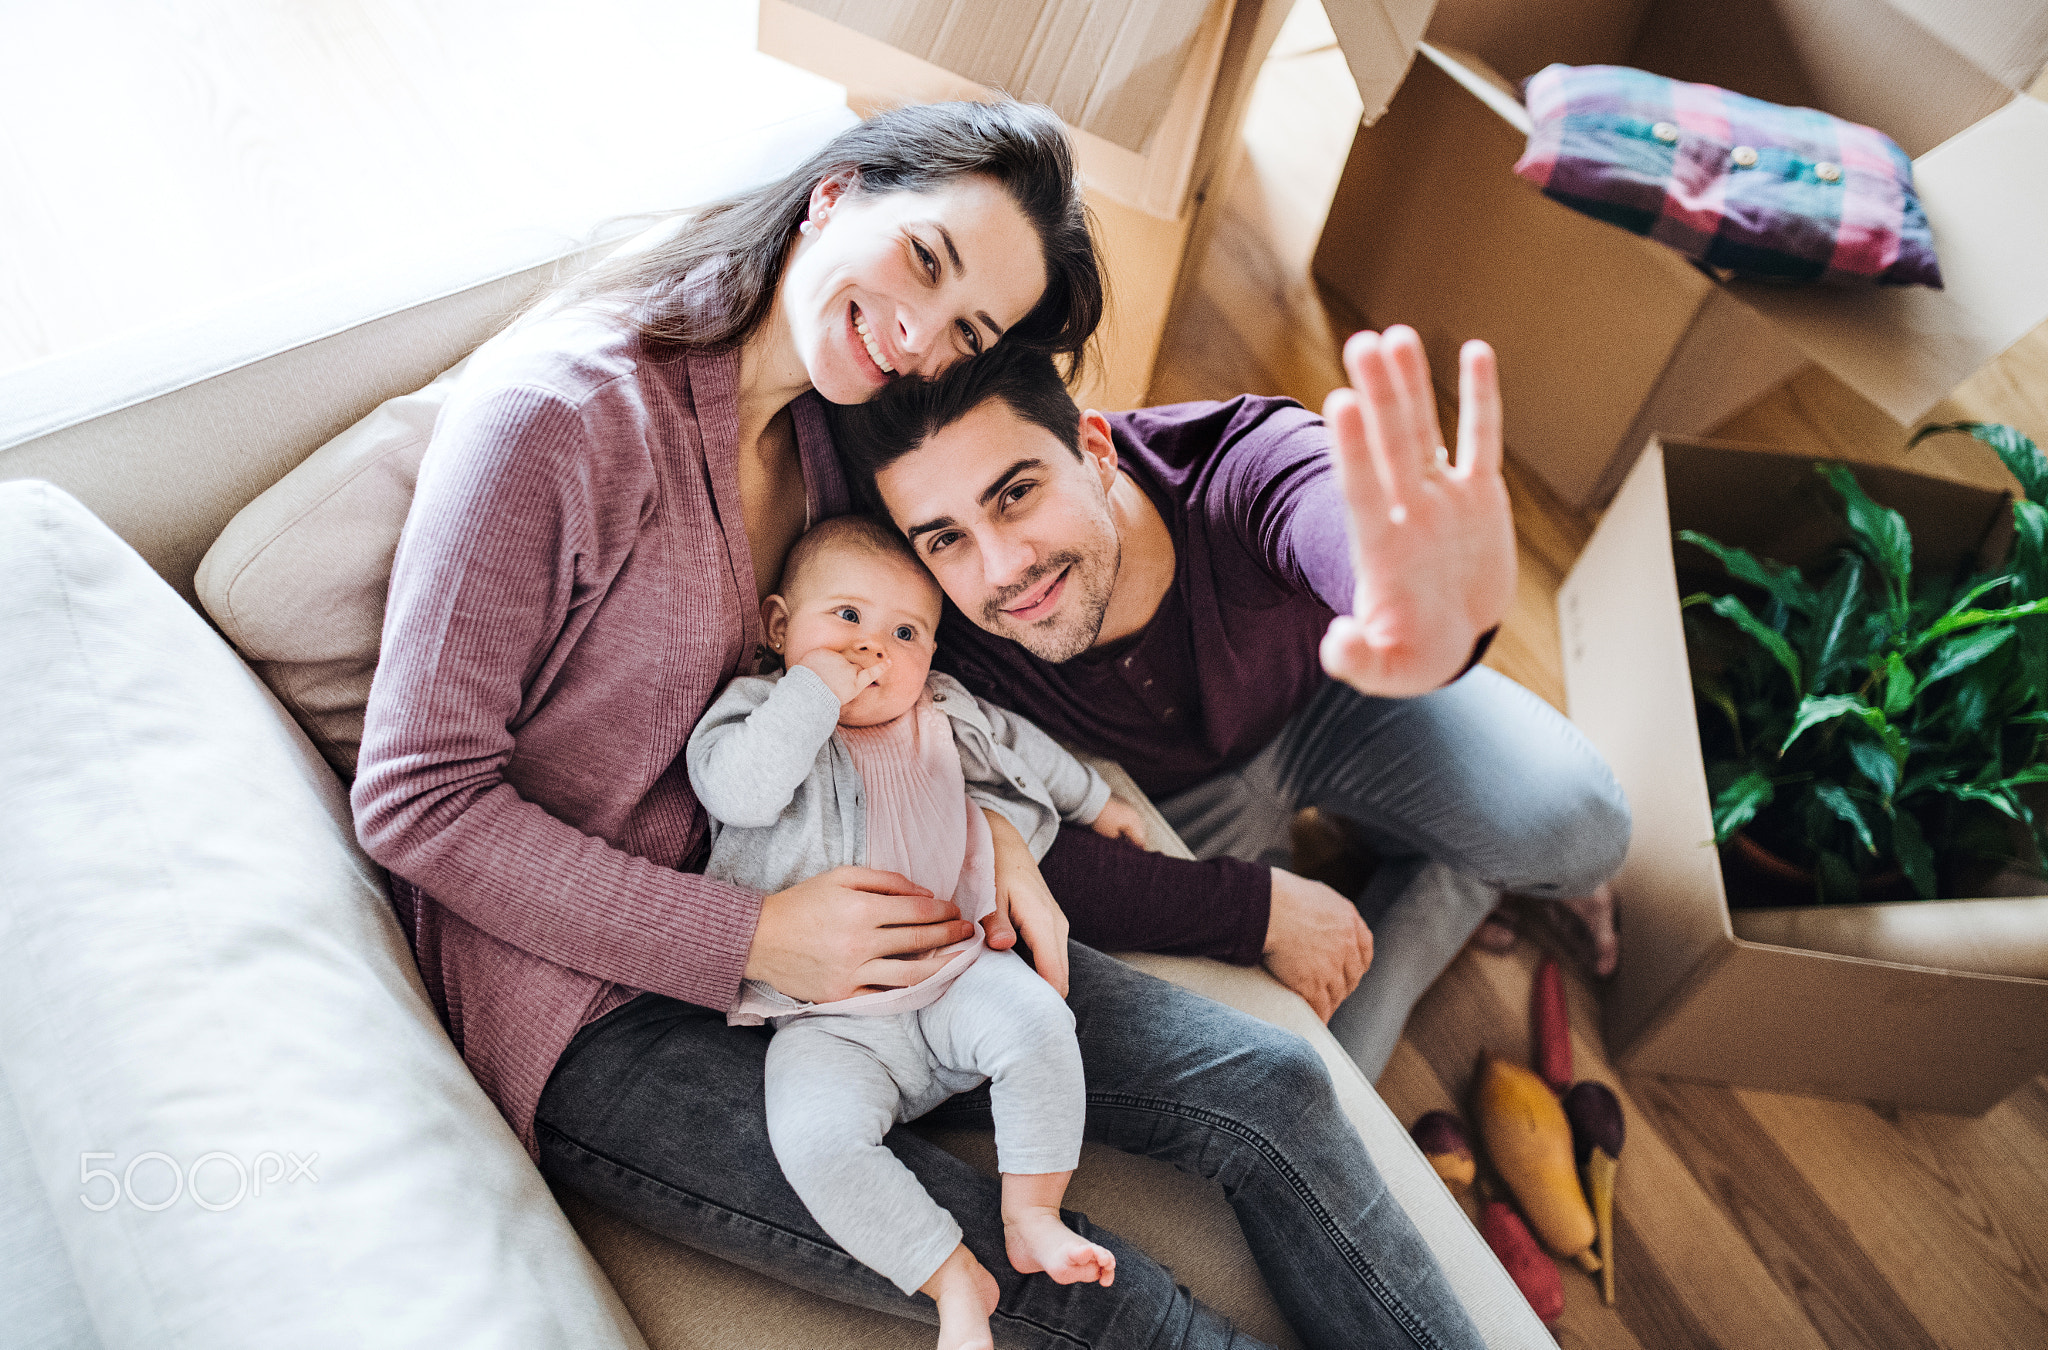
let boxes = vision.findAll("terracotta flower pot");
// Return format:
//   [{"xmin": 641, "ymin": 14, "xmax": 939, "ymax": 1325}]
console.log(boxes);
[{"xmin": 1719, "ymin": 831, "xmax": 1914, "ymax": 908}]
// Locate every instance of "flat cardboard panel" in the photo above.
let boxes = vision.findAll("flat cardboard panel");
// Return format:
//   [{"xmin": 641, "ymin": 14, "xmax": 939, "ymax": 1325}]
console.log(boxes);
[
  {"xmin": 1605, "ymin": 290, "xmax": 1809, "ymax": 506},
  {"xmin": 760, "ymin": 0, "xmax": 1234, "ymax": 220},
  {"xmin": 1559, "ymin": 445, "xmax": 1733, "ymax": 1057},
  {"xmin": 1730, "ymin": 95, "xmax": 2048, "ymax": 424},
  {"xmin": 1315, "ymin": 49, "xmax": 1718, "ymax": 507},
  {"xmin": 1421, "ymin": 0, "xmax": 1654, "ymax": 80},
  {"xmin": 787, "ymin": 0, "xmax": 1216, "ymax": 154},
  {"xmin": 1562, "ymin": 437, "xmax": 2048, "ymax": 1112},
  {"xmin": 1628, "ymin": 0, "xmax": 2012, "ymax": 157},
  {"xmin": 1733, "ymin": 897, "xmax": 2048, "ymax": 979},
  {"xmin": 1327, "ymin": 2, "xmax": 2048, "ymax": 507},
  {"xmin": 1624, "ymin": 941, "xmax": 2048, "ymax": 1113},
  {"xmin": 1322, "ymin": 0, "xmax": 1443, "ymax": 124}
]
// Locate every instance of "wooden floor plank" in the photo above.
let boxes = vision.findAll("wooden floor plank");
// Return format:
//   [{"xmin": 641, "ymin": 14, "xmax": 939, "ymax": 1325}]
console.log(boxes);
[
  {"xmin": 1737, "ymin": 1088, "xmax": 2048, "ymax": 1350},
  {"xmin": 1412, "ymin": 947, "xmax": 1836, "ymax": 1350},
  {"xmin": 1630, "ymin": 1078, "xmax": 1945, "ymax": 1350}
]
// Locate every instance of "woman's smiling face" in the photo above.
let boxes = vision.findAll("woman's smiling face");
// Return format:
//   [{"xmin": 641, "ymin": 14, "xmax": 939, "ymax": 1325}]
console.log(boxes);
[{"xmin": 779, "ymin": 171, "xmax": 1048, "ymax": 404}]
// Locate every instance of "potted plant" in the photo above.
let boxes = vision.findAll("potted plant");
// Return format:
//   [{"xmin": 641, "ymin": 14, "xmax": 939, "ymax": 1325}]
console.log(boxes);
[{"xmin": 1682, "ymin": 422, "xmax": 2048, "ymax": 906}]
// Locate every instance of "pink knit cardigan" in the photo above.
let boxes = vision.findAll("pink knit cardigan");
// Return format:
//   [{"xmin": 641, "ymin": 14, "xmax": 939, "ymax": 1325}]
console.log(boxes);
[{"xmin": 352, "ymin": 307, "xmax": 848, "ymax": 1157}]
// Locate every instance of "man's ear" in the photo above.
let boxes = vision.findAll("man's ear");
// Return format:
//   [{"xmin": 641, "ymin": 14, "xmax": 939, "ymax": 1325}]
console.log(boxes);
[
  {"xmin": 762, "ymin": 594, "xmax": 792, "ymax": 652},
  {"xmin": 1077, "ymin": 410, "xmax": 1118, "ymax": 492}
]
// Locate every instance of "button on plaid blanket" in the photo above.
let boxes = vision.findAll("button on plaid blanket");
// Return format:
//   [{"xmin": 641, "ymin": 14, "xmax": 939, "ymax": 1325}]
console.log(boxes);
[{"xmin": 1513, "ymin": 63, "xmax": 1941, "ymax": 288}]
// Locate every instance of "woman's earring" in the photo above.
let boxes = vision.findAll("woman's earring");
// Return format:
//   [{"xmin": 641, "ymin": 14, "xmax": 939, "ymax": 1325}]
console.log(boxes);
[{"xmin": 798, "ymin": 220, "xmax": 814, "ymax": 236}]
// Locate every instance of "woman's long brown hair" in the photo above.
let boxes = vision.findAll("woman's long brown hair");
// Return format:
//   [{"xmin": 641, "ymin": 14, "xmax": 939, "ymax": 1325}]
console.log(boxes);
[{"xmin": 563, "ymin": 100, "xmax": 1104, "ymax": 382}]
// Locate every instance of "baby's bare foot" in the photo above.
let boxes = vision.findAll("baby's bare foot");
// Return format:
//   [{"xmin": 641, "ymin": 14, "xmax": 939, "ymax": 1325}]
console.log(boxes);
[
  {"xmin": 1004, "ymin": 1207, "xmax": 1116, "ymax": 1287},
  {"xmin": 924, "ymin": 1244, "xmax": 998, "ymax": 1350}
]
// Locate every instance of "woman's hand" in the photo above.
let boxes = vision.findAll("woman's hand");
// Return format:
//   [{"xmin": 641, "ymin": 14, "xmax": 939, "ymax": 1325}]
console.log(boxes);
[
  {"xmin": 1088, "ymin": 797, "xmax": 1148, "ymax": 848},
  {"xmin": 981, "ymin": 809, "xmax": 1072, "ymax": 996},
  {"xmin": 746, "ymin": 866, "xmax": 974, "ymax": 1003},
  {"xmin": 1320, "ymin": 327, "xmax": 1515, "ymax": 698},
  {"xmin": 1263, "ymin": 867, "xmax": 1374, "ymax": 1023}
]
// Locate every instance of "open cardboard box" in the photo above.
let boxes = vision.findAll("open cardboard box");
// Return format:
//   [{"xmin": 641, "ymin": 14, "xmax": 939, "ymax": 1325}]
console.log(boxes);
[
  {"xmin": 759, "ymin": 0, "xmax": 1437, "ymax": 410},
  {"xmin": 1314, "ymin": 0, "xmax": 2048, "ymax": 511},
  {"xmin": 1560, "ymin": 436, "xmax": 2048, "ymax": 1113}
]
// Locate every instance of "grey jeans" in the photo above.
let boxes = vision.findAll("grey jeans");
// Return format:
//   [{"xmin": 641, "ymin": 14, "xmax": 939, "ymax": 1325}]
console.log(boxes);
[{"xmin": 1156, "ymin": 669, "xmax": 1630, "ymax": 1080}]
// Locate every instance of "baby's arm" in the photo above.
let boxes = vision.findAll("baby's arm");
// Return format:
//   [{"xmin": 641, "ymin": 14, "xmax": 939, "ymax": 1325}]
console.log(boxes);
[
  {"xmin": 686, "ymin": 669, "xmax": 844, "ymax": 828},
  {"xmin": 962, "ymin": 685, "xmax": 1145, "ymax": 847}
]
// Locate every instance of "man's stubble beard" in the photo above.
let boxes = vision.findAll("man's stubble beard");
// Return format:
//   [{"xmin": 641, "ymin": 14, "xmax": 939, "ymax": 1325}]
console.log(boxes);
[{"xmin": 980, "ymin": 530, "xmax": 1122, "ymax": 664}]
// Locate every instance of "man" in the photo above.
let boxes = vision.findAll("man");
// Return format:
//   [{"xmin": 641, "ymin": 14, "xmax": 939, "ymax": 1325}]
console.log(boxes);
[{"xmin": 830, "ymin": 328, "xmax": 1628, "ymax": 1079}]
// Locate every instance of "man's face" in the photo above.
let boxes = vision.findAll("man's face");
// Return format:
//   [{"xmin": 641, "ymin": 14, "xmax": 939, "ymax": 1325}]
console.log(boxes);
[{"xmin": 873, "ymin": 398, "xmax": 1122, "ymax": 663}]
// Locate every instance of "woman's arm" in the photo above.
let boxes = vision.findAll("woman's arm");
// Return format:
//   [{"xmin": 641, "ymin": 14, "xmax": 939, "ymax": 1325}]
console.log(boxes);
[{"xmin": 353, "ymin": 383, "xmax": 766, "ymax": 1007}]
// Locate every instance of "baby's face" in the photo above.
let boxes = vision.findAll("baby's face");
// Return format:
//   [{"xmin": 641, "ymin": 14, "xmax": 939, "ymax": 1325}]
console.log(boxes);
[{"xmin": 777, "ymin": 543, "xmax": 942, "ymax": 728}]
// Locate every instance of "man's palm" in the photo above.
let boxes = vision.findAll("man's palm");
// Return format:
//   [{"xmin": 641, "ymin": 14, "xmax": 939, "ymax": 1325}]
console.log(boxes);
[{"xmin": 1320, "ymin": 328, "xmax": 1516, "ymax": 698}]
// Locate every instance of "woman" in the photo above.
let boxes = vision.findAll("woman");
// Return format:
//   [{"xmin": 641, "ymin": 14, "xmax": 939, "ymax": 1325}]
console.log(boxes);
[{"xmin": 353, "ymin": 101, "xmax": 1483, "ymax": 1350}]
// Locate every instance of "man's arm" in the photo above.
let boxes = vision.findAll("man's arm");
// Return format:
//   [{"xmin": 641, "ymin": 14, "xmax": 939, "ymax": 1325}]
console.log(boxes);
[{"xmin": 1214, "ymin": 328, "xmax": 1514, "ymax": 696}]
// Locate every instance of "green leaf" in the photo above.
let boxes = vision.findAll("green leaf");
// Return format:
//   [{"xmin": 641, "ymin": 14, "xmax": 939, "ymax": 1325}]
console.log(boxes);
[
  {"xmin": 1907, "ymin": 597, "xmax": 2048, "ymax": 654},
  {"xmin": 1882, "ymin": 651, "xmax": 1916, "ymax": 719},
  {"xmin": 1818, "ymin": 463, "xmax": 1912, "ymax": 607},
  {"xmin": 1891, "ymin": 810, "xmax": 1937, "ymax": 899},
  {"xmin": 1677, "ymin": 531, "xmax": 1816, "ymax": 615},
  {"xmin": 2003, "ymin": 763, "xmax": 2048, "ymax": 787},
  {"xmin": 1912, "ymin": 421, "xmax": 2048, "ymax": 504},
  {"xmin": 1694, "ymin": 669, "xmax": 1744, "ymax": 749},
  {"xmin": 1814, "ymin": 783, "xmax": 1878, "ymax": 854},
  {"xmin": 1712, "ymin": 769, "xmax": 1776, "ymax": 843},
  {"xmin": 1806, "ymin": 552, "xmax": 1868, "ymax": 682},
  {"xmin": 1815, "ymin": 847, "xmax": 1862, "ymax": 904},
  {"xmin": 1687, "ymin": 592, "xmax": 1803, "ymax": 698},
  {"xmin": 1848, "ymin": 738, "xmax": 1899, "ymax": 798},
  {"xmin": 1922, "ymin": 625, "xmax": 2016, "ymax": 687},
  {"xmin": 1935, "ymin": 781, "xmax": 2025, "ymax": 820}
]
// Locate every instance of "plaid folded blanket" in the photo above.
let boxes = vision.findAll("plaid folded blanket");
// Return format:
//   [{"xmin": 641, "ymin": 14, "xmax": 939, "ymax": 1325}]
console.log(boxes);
[{"xmin": 1513, "ymin": 63, "xmax": 1941, "ymax": 288}]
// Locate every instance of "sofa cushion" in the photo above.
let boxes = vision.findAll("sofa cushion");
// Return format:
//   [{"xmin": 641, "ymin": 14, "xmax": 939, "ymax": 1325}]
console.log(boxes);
[
  {"xmin": 0, "ymin": 481, "xmax": 645, "ymax": 1350},
  {"xmin": 195, "ymin": 220, "xmax": 680, "ymax": 777}
]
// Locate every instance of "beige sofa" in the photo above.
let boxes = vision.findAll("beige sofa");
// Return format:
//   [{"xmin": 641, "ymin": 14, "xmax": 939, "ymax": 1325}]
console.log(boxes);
[{"xmin": 0, "ymin": 127, "xmax": 1546, "ymax": 1350}]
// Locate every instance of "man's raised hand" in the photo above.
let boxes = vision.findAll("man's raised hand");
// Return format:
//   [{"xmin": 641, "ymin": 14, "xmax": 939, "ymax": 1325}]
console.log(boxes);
[{"xmin": 1320, "ymin": 327, "xmax": 1515, "ymax": 698}]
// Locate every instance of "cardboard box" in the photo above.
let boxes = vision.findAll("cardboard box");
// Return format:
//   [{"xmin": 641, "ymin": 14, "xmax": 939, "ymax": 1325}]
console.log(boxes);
[
  {"xmin": 758, "ymin": 0, "xmax": 1435, "ymax": 409},
  {"xmin": 780, "ymin": 1, "xmax": 1223, "ymax": 156},
  {"xmin": 1559, "ymin": 436, "xmax": 2048, "ymax": 1113},
  {"xmin": 1314, "ymin": 0, "xmax": 2048, "ymax": 510}
]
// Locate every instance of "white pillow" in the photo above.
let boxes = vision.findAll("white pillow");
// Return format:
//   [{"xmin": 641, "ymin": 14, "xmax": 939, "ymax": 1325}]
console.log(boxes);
[{"xmin": 0, "ymin": 481, "xmax": 645, "ymax": 1350}]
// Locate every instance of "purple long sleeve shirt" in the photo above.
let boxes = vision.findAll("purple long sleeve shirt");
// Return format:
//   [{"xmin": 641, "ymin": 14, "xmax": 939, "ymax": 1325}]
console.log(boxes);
[{"xmin": 937, "ymin": 396, "xmax": 1351, "ymax": 807}]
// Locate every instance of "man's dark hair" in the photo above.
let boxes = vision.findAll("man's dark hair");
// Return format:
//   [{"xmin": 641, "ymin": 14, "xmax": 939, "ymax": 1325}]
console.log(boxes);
[{"xmin": 830, "ymin": 342, "xmax": 1083, "ymax": 511}]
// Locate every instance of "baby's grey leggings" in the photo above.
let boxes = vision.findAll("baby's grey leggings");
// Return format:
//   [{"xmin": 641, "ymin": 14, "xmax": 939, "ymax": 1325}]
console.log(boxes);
[{"xmin": 762, "ymin": 948, "xmax": 1084, "ymax": 1296}]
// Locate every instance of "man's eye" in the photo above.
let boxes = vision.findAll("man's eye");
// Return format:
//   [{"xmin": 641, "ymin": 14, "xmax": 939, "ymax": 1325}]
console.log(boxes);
[
  {"xmin": 1003, "ymin": 482, "xmax": 1033, "ymax": 506},
  {"xmin": 894, "ymin": 625, "xmax": 916, "ymax": 641},
  {"xmin": 927, "ymin": 531, "xmax": 960, "ymax": 555},
  {"xmin": 835, "ymin": 606, "xmax": 859, "ymax": 622},
  {"xmin": 912, "ymin": 239, "xmax": 938, "ymax": 281}
]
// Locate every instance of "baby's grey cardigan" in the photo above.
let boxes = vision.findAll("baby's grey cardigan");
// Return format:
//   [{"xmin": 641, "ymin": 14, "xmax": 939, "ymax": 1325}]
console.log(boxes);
[{"xmin": 686, "ymin": 665, "xmax": 1113, "ymax": 899}]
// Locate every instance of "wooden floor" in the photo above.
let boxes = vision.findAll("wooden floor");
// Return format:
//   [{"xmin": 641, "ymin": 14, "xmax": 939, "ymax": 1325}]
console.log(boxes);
[
  {"xmin": 1149, "ymin": 7, "xmax": 2048, "ymax": 1348},
  {"xmin": 9, "ymin": 3, "xmax": 2046, "ymax": 1346}
]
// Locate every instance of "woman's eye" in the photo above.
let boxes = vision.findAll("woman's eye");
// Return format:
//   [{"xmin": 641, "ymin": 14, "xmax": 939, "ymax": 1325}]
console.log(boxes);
[
  {"xmin": 912, "ymin": 239, "xmax": 938, "ymax": 281},
  {"xmin": 835, "ymin": 606, "xmax": 859, "ymax": 623},
  {"xmin": 894, "ymin": 625, "xmax": 916, "ymax": 641},
  {"xmin": 956, "ymin": 318, "xmax": 981, "ymax": 355}
]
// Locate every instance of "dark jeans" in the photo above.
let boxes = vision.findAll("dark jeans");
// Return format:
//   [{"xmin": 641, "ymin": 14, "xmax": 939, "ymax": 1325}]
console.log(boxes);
[{"xmin": 535, "ymin": 943, "xmax": 1483, "ymax": 1350}]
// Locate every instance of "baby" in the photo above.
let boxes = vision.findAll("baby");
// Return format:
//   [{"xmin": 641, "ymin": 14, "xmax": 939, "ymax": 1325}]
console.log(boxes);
[{"xmin": 686, "ymin": 514, "xmax": 1148, "ymax": 1350}]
